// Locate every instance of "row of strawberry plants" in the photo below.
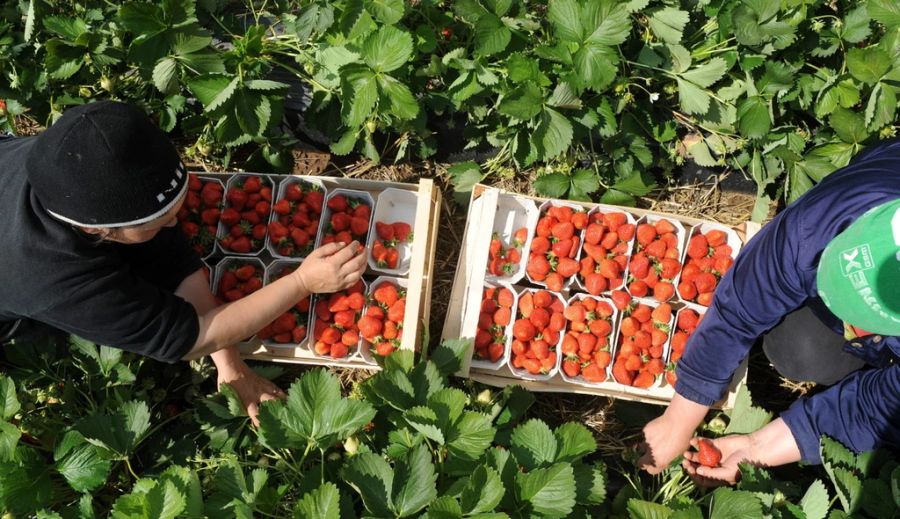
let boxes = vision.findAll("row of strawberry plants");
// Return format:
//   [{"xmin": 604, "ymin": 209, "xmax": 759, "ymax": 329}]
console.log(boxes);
[
  {"xmin": 2, "ymin": 0, "xmax": 898, "ymax": 217},
  {"xmin": 1, "ymin": 335, "xmax": 895, "ymax": 517}
]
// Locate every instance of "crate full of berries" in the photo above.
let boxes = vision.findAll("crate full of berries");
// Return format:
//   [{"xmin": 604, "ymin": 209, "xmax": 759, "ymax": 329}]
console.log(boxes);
[
  {"xmin": 443, "ymin": 184, "xmax": 758, "ymax": 408},
  {"xmin": 195, "ymin": 173, "xmax": 441, "ymax": 370}
]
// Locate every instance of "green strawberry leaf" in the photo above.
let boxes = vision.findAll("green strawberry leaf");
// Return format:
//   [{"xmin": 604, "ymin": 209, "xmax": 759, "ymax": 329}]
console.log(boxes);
[
  {"xmin": 362, "ymin": 25, "xmax": 413, "ymax": 73},
  {"xmin": 648, "ymin": 7, "xmax": 689, "ymax": 44},
  {"xmin": 516, "ymin": 463, "xmax": 577, "ymax": 517},
  {"xmin": 511, "ymin": 419, "xmax": 558, "ymax": 470},
  {"xmin": 54, "ymin": 431, "xmax": 111, "ymax": 492},
  {"xmin": 460, "ymin": 465, "xmax": 505, "ymax": 514}
]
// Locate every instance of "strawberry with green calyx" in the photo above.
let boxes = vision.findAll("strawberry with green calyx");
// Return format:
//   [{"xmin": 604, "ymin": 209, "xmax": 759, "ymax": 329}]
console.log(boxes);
[
  {"xmin": 509, "ymin": 289, "xmax": 563, "ymax": 376},
  {"xmin": 561, "ymin": 296, "xmax": 615, "ymax": 384},
  {"xmin": 258, "ymin": 264, "xmax": 311, "ymax": 345},
  {"xmin": 312, "ymin": 279, "xmax": 366, "ymax": 359},
  {"xmin": 360, "ymin": 281, "xmax": 407, "ymax": 358},
  {"xmin": 268, "ymin": 180, "xmax": 323, "ymax": 258},
  {"xmin": 219, "ymin": 175, "xmax": 273, "ymax": 254},
  {"xmin": 370, "ymin": 220, "xmax": 412, "ymax": 270},
  {"xmin": 487, "ymin": 227, "xmax": 528, "ymax": 279},
  {"xmin": 322, "ymin": 193, "xmax": 371, "ymax": 247},
  {"xmin": 177, "ymin": 174, "xmax": 224, "ymax": 256},
  {"xmin": 680, "ymin": 228, "xmax": 736, "ymax": 306},
  {"xmin": 474, "ymin": 285, "xmax": 515, "ymax": 363},
  {"xmin": 526, "ymin": 205, "xmax": 587, "ymax": 291}
]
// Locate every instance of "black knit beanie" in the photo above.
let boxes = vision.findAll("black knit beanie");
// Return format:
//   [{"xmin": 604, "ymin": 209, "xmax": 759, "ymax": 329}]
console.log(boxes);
[{"xmin": 25, "ymin": 101, "xmax": 187, "ymax": 227}]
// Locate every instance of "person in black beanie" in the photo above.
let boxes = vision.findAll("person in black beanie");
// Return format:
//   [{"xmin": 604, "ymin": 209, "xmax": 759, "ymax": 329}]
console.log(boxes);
[{"xmin": 0, "ymin": 101, "xmax": 367, "ymax": 424}]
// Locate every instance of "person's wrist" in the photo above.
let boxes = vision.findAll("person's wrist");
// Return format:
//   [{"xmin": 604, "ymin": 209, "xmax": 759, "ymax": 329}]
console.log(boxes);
[{"xmin": 293, "ymin": 268, "xmax": 311, "ymax": 295}]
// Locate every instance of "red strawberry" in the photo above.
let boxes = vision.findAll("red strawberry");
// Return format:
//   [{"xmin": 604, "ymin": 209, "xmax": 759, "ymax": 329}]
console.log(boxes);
[
  {"xmin": 697, "ymin": 438, "xmax": 722, "ymax": 467},
  {"xmin": 376, "ymin": 222, "xmax": 395, "ymax": 241},
  {"xmin": 392, "ymin": 222, "xmax": 412, "ymax": 242},
  {"xmin": 350, "ymin": 216, "xmax": 369, "ymax": 237},
  {"xmin": 327, "ymin": 195, "xmax": 348, "ymax": 212}
]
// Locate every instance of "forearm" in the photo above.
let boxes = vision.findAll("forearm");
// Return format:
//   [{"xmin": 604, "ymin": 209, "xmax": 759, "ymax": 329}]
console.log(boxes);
[
  {"xmin": 664, "ymin": 392, "xmax": 710, "ymax": 434},
  {"xmin": 747, "ymin": 418, "xmax": 802, "ymax": 467},
  {"xmin": 175, "ymin": 269, "xmax": 310, "ymax": 359}
]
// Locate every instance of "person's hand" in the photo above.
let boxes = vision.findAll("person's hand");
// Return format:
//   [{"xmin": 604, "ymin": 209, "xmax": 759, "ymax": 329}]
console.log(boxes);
[
  {"xmin": 638, "ymin": 413, "xmax": 696, "ymax": 474},
  {"xmin": 294, "ymin": 241, "xmax": 367, "ymax": 294},
  {"xmin": 682, "ymin": 435, "xmax": 751, "ymax": 487},
  {"xmin": 216, "ymin": 358, "xmax": 286, "ymax": 427}
]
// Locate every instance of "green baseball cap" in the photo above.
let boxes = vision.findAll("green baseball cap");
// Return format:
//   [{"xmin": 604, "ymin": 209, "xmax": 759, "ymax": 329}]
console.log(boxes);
[{"xmin": 817, "ymin": 199, "xmax": 900, "ymax": 336}]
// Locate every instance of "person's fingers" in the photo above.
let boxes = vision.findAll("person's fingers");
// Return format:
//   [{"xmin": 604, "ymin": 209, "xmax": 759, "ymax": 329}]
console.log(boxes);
[
  {"xmin": 327, "ymin": 241, "xmax": 360, "ymax": 264},
  {"xmin": 259, "ymin": 391, "xmax": 279, "ymax": 403},
  {"xmin": 248, "ymin": 401, "xmax": 260, "ymax": 427},
  {"xmin": 683, "ymin": 450, "xmax": 697, "ymax": 463},
  {"xmin": 310, "ymin": 241, "xmax": 345, "ymax": 259},
  {"xmin": 340, "ymin": 250, "xmax": 368, "ymax": 277},
  {"xmin": 695, "ymin": 465, "xmax": 737, "ymax": 483}
]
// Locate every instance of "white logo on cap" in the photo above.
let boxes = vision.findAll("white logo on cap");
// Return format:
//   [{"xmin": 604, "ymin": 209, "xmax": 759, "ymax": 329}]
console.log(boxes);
[
  {"xmin": 155, "ymin": 163, "xmax": 186, "ymax": 205},
  {"xmin": 840, "ymin": 244, "xmax": 873, "ymax": 276}
]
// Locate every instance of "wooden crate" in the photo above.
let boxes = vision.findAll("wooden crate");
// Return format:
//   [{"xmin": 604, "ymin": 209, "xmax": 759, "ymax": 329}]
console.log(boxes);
[
  {"xmin": 442, "ymin": 184, "xmax": 760, "ymax": 408},
  {"xmin": 197, "ymin": 173, "xmax": 441, "ymax": 370}
]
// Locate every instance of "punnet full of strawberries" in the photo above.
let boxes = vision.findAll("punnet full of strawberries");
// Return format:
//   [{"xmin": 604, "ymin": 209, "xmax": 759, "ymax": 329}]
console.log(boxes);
[
  {"xmin": 312, "ymin": 280, "xmax": 366, "ymax": 359},
  {"xmin": 474, "ymin": 285, "xmax": 515, "ymax": 363},
  {"xmin": 579, "ymin": 211, "xmax": 635, "ymax": 295},
  {"xmin": 257, "ymin": 264, "xmax": 311, "ymax": 345},
  {"xmin": 358, "ymin": 281, "xmax": 406, "ymax": 357},
  {"xmin": 561, "ymin": 297, "xmax": 615, "ymax": 384},
  {"xmin": 321, "ymin": 194, "xmax": 372, "ymax": 247},
  {"xmin": 177, "ymin": 174, "xmax": 223, "ymax": 257},
  {"xmin": 487, "ymin": 227, "xmax": 527, "ymax": 277},
  {"xmin": 665, "ymin": 307, "xmax": 705, "ymax": 386},
  {"xmin": 610, "ymin": 290, "xmax": 670, "ymax": 388},
  {"xmin": 627, "ymin": 218, "xmax": 682, "ymax": 302},
  {"xmin": 218, "ymin": 175, "xmax": 273, "ymax": 254},
  {"xmin": 510, "ymin": 289, "xmax": 566, "ymax": 376},
  {"xmin": 268, "ymin": 180, "xmax": 324, "ymax": 258},
  {"xmin": 372, "ymin": 221, "xmax": 412, "ymax": 270},
  {"xmin": 214, "ymin": 261, "xmax": 263, "ymax": 304},
  {"xmin": 526, "ymin": 205, "xmax": 589, "ymax": 292},
  {"xmin": 679, "ymin": 229, "xmax": 735, "ymax": 306}
]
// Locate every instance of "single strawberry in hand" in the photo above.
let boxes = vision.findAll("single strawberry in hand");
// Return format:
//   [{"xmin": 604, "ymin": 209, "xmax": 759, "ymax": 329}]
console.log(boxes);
[{"xmin": 697, "ymin": 438, "xmax": 722, "ymax": 468}]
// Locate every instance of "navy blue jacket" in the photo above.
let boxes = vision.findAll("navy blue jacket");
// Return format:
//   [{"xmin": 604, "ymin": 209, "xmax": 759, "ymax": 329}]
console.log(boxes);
[{"xmin": 675, "ymin": 139, "xmax": 900, "ymax": 464}]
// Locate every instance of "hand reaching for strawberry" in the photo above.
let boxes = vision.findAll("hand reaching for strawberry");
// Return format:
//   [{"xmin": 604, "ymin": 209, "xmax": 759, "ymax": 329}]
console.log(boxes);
[{"xmin": 295, "ymin": 241, "xmax": 367, "ymax": 295}]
